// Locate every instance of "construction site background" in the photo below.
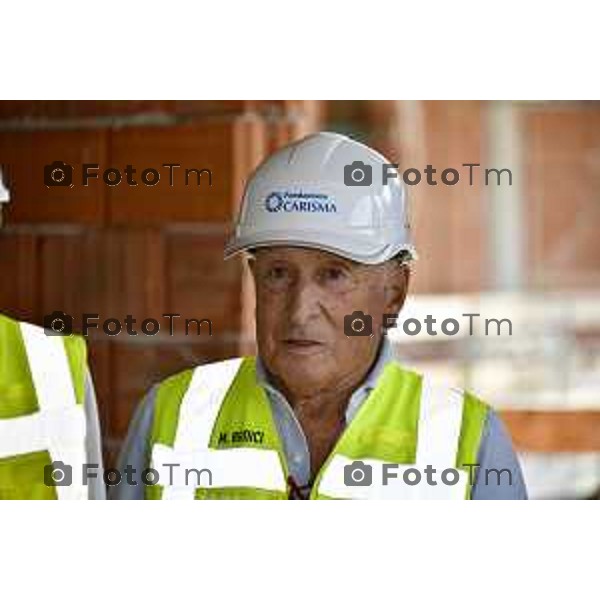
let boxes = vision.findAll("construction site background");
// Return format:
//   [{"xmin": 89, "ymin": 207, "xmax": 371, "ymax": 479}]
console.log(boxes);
[{"xmin": 0, "ymin": 100, "xmax": 598, "ymax": 498}]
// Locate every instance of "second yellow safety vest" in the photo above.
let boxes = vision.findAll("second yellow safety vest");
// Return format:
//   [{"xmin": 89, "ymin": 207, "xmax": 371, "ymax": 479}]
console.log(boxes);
[{"xmin": 0, "ymin": 314, "xmax": 88, "ymax": 500}]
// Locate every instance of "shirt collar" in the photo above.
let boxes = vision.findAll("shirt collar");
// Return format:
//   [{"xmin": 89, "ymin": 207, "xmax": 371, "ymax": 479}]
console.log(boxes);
[{"xmin": 254, "ymin": 337, "xmax": 395, "ymax": 423}]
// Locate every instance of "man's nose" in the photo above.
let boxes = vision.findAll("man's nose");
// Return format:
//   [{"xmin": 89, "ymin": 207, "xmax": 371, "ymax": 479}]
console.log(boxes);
[{"xmin": 286, "ymin": 278, "xmax": 322, "ymax": 326}]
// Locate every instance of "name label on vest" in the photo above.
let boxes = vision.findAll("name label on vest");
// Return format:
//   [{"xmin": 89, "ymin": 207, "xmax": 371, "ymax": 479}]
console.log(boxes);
[{"xmin": 217, "ymin": 429, "xmax": 265, "ymax": 446}]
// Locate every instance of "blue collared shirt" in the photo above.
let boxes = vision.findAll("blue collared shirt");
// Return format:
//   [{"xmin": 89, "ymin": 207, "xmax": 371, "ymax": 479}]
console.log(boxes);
[{"xmin": 112, "ymin": 340, "xmax": 527, "ymax": 499}]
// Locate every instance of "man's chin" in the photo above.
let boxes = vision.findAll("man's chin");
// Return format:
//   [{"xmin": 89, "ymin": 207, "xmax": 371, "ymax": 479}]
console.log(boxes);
[{"xmin": 273, "ymin": 355, "xmax": 334, "ymax": 389}]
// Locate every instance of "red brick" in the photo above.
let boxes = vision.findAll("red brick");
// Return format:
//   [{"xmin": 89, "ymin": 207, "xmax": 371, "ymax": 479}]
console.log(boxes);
[
  {"xmin": 86, "ymin": 340, "xmax": 113, "ymax": 448},
  {"xmin": 36, "ymin": 229, "xmax": 169, "ymax": 340},
  {"xmin": 33, "ymin": 230, "xmax": 118, "ymax": 333},
  {"xmin": 0, "ymin": 129, "xmax": 108, "ymax": 224},
  {"xmin": 166, "ymin": 231, "xmax": 243, "ymax": 336},
  {"xmin": 38, "ymin": 235, "xmax": 89, "ymax": 321},
  {"xmin": 411, "ymin": 101, "xmax": 485, "ymax": 294},
  {"xmin": 524, "ymin": 106, "xmax": 600, "ymax": 287},
  {"xmin": 102, "ymin": 229, "xmax": 167, "ymax": 321},
  {"xmin": 502, "ymin": 410, "xmax": 600, "ymax": 452},
  {"xmin": 0, "ymin": 231, "xmax": 39, "ymax": 321},
  {"xmin": 107, "ymin": 118, "xmax": 266, "ymax": 225},
  {"xmin": 264, "ymin": 102, "xmax": 323, "ymax": 155},
  {"xmin": 230, "ymin": 117, "xmax": 268, "ymax": 213}
]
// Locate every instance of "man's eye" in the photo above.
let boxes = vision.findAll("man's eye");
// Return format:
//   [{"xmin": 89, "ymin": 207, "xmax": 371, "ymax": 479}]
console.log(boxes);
[
  {"xmin": 265, "ymin": 266, "xmax": 289, "ymax": 280},
  {"xmin": 321, "ymin": 267, "xmax": 348, "ymax": 282}
]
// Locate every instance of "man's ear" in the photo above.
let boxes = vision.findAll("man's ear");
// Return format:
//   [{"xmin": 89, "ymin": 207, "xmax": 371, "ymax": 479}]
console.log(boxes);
[{"xmin": 384, "ymin": 263, "xmax": 410, "ymax": 315}]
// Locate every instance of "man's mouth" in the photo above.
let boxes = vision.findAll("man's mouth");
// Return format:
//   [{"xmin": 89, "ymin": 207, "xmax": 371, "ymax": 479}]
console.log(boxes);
[{"xmin": 281, "ymin": 339, "xmax": 325, "ymax": 351}]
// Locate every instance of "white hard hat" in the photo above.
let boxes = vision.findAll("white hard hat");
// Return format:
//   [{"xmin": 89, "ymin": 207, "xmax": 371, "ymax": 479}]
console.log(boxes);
[{"xmin": 225, "ymin": 131, "xmax": 417, "ymax": 265}]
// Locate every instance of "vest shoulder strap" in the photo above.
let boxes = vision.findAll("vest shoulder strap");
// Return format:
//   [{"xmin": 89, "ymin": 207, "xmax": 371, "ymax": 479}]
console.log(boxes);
[
  {"xmin": 149, "ymin": 357, "xmax": 288, "ymax": 499},
  {"xmin": 315, "ymin": 366, "xmax": 490, "ymax": 500}
]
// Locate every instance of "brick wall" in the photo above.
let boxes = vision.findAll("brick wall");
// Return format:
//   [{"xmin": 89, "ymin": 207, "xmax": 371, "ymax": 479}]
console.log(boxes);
[
  {"xmin": 327, "ymin": 100, "xmax": 600, "ymax": 293},
  {"xmin": 326, "ymin": 100, "xmax": 487, "ymax": 293},
  {"xmin": 525, "ymin": 103, "xmax": 600, "ymax": 288},
  {"xmin": 0, "ymin": 100, "xmax": 322, "ymax": 466}
]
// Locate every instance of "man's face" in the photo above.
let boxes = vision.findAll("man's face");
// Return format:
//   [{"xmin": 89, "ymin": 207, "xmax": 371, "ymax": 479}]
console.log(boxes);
[{"xmin": 250, "ymin": 247, "xmax": 409, "ymax": 399}]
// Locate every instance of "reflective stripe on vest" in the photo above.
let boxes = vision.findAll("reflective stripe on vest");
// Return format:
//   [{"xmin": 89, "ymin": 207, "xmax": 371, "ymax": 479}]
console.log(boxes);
[
  {"xmin": 316, "ymin": 379, "xmax": 467, "ymax": 499},
  {"xmin": 147, "ymin": 357, "xmax": 488, "ymax": 500},
  {"xmin": 0, "ymin": 318, "xmax": 88, "ymax": 500},
  {"xmin": 150, "ymin": 359, "xmax": 287, "ymax": 500}
]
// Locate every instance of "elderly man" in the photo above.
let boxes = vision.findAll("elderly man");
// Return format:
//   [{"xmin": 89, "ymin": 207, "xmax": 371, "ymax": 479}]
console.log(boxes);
[{"xmin": 113, "ymin": 132, "xmax": 527, "ymax": 500}]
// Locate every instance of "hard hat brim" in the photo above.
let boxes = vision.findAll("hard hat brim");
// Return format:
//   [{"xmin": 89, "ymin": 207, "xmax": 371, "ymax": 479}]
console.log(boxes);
[{"xmin": 224, "ymin": 228, "xmax": 417, "ymax": 265}]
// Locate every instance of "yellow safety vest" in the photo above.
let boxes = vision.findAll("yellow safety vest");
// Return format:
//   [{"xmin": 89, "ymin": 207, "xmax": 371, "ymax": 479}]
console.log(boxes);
[
  {"xmin": 0, "ymin": 314, "xmax": 88, "ymax": 499},
  {"xmin": 145, "ymin": 357, "xmax": 489, "ymax": 500}
]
